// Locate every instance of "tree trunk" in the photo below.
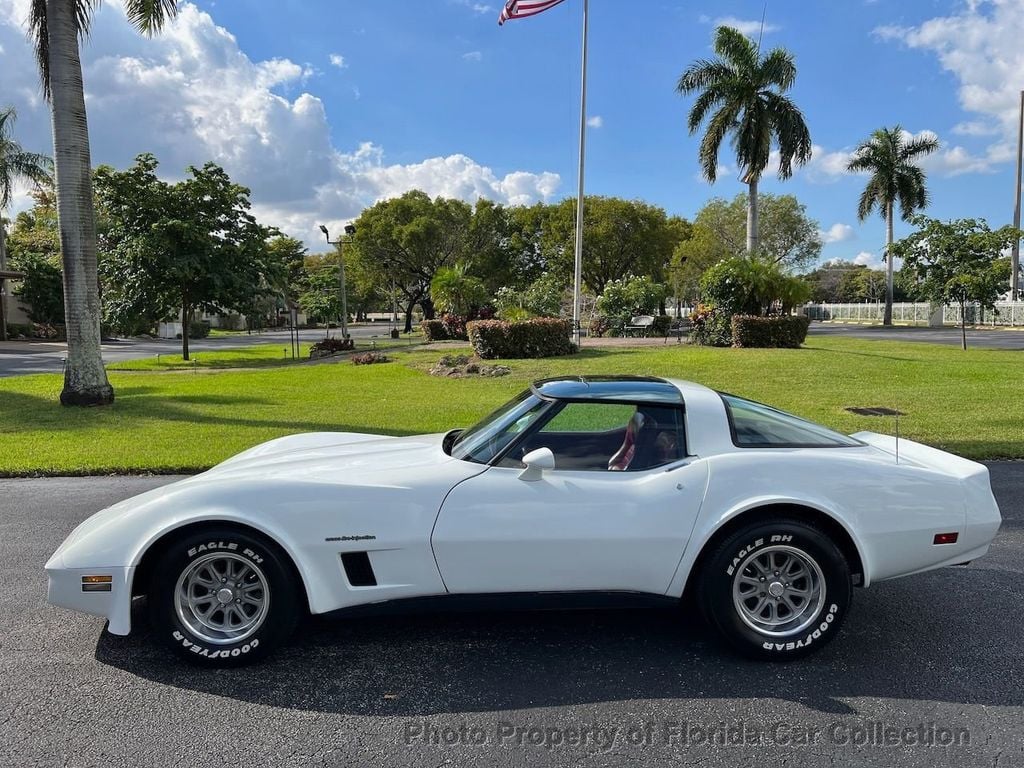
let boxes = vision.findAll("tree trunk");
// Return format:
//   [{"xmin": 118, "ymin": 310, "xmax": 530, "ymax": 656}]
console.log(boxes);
[
  {"xmin": 0, "ymin": 220, "xmax": 8, "ymax": 341},
  {"xmin": 403, "ymin": 297, "xmax": 416, "ymax": 334},
  {"xmin": 746, "ymin": 177, "xmax": 759, "ymax": 255},
  {"xmin": 181, "ymin": 298, "xmax": 191, "ymax": 361},
  {"xmin": 420, "ymin": 297, "xmax": 436, "ymax": 320},
  {"xmin": 883, "ymin": 202, "xmax": 894, "ymax": 326},
  {"xmin": 47, "ymin": 0, "xmax": 114, "ymax": 406},
  {"xmin": 961, "ymin": 299, "xmax": 967, "ymax": 351}
]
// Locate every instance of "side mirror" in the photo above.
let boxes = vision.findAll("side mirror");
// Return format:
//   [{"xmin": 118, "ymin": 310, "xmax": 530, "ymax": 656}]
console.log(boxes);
[{"xmin": 518, "ymin": 447, "xmax": 555, "ymax": 482}]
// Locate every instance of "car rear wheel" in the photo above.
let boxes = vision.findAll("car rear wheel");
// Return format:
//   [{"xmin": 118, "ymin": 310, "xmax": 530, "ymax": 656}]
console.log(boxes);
[
  {"xmin": 148, "ymin": 527, "xmax": 300, "ymax": 665},
  {"xmin": 697, "ymin": 518, "xmax": 851, "ymax": 660}
]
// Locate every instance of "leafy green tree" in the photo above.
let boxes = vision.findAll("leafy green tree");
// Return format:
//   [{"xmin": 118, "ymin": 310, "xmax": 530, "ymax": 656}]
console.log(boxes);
[
  {"xmin": 538, "ymin": 196, "xmax": 685, "ymax": 293},
  {"xmin": 430, "ymin": 263, "xmax": 489, "ymax": 316},
  {"xmin": 677, "ymin": 25, "xmax": 812, "ymax": 254},
  {"xmin": 0, "ymin": 106, "xmax": 52, "ymax": 339},
  {"xmin": 668, "ymin": 223, "xmax": 728, "ymax": 310},
  {"xmin": 892, "ymin": 216, "xmax": 1018, "ymax": 350},
  {"xmin": 264, "ymin": 235, "xmax": 307, "ymax": 308},
  {"xmin": 595, "ymin": 275, "xmax": 669, "ymax": 333},
  {"xmin": 26, "ymin": 0, "xmax": 180, "ymax": 404},
  {"xmin": 297, "ymin": 254, "xmax": 343, "ymax": 325},
  {"xmin": 348, "ymin": 191, "xmax": 476, "ymax": 332},
  {"xmin": 847, "ymin": 126, "xmax": 939, "ymax": 325},
  {"xmin": 5, "ymin": 188, "xmax": 64, "ymax": 324},
  {"xmin": 694, "ymin": 194, "xmax": 822, "ymax": 270},
  {"xmin": 702, "ymin": 257, "xmax": 810, "ymax": 315},
  {"xmin": 96, "ymin": 154, "xmax": 280, "ymax": 359},
  {"xmin": 494, "ymin": 271, "xmax": 567, "ymax": 321}
]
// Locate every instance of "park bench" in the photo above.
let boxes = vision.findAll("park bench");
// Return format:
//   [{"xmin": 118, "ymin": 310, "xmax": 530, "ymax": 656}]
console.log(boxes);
[
  {"xmin": 665, "ymin": 318, "xmax": 691, "ymax": 344},
  {"xmin": 622, "ymin": 315, "xmax": 656, "ymax": 337}
]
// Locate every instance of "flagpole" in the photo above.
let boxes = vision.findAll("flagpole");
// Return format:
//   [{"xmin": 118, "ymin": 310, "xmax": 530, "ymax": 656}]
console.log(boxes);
[{"xmin": 571, "ymin": 0, "xmax": 589, "ymax": 347}]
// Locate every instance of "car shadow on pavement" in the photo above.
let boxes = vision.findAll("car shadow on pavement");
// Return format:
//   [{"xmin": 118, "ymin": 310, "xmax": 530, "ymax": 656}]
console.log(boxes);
[{"xmin": 94, "ymin": 565, "xmax": 1023, "ymax": 717}]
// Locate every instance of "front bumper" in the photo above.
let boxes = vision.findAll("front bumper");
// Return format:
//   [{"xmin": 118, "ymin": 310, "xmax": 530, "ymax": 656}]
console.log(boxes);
[{"xmin": 45, "ymin": 551, "xmax": 135, "ymax": 635}]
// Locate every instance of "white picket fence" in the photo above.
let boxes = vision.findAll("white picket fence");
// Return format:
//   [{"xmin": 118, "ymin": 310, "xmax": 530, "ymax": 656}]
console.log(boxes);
[{"xmin": 805, "ymin": 301, "xmax": 1024, "ymax": 327}]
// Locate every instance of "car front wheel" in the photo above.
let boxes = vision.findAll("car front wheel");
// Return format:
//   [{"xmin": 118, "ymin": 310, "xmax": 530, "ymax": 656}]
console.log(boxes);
[
  {"xmin": 697, "ymin": 519, "xmax": 851, "ymax": 660},
  {"xmin": 148, "ymin": 527, "xmax": 300, "ymax": 665}
]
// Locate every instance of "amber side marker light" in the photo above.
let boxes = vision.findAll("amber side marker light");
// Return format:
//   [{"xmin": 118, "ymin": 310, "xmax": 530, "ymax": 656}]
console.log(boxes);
[
  {"xmin": 82, "ymin": 575, "xmax": 112, "ymax": 592},
  {"xmin": 933, "ymin": 532, "xmax": 959, "ymax": 545}
]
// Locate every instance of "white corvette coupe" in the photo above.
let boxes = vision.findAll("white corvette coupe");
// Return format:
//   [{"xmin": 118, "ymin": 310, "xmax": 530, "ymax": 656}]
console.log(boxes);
[{"xmin": 46, "ymin": 376, "xmax": 1001, "ymax": 665}]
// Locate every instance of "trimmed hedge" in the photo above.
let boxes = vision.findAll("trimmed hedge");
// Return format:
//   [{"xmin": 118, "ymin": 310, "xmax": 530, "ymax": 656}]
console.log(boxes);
[
  {"xmin": 731, "ymin": 315, "xmax": 810, "ymax": 349},
  {"xmin": 421, "ymin": 315, "xmax": 469, "ymax": 341},
  {"xmin": 421, "ymin": 319, "xmax": 448, "ymax": 341},
  {"xmin": 467, "ymin": 317, "xmax": 576, "ymax": 359}
]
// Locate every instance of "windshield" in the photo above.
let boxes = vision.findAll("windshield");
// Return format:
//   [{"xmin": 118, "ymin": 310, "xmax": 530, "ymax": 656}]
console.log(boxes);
[
  {"xmin": 720, "ymin": 393, "xmax": 863, "ymax": 448},
  {"xmin": 450, "ymin": 390, "xmax": 550, "ymax": 464}
]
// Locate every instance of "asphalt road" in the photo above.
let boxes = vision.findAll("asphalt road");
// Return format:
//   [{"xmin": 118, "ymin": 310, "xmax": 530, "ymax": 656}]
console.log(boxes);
[
  {"xmin": 1, "ymin": 468, "xmax": 1022, "ymax": 767},
  {"xmin": 808, "ymin": 322, "xmax": 1024, "ymax": 349},
  {"xmin": 0, "ymin": 324, "xmax": 394, "ymax": 378}
]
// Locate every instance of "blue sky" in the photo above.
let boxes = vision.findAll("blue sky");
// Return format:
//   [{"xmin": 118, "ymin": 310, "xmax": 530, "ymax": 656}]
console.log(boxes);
[{"xmin": 2, "ymin": 0, "xmax": 1022, "ymax": 267}]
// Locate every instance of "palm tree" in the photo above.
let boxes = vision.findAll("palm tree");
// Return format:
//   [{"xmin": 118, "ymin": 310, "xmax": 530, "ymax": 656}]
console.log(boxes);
[
  {"xmin": 677, "ymin": 26, "xmax": 812, "ymax": 255},
  {"xmin": 27, "ymin": 0, "xmax": 178, "ymax": 405},
  {"xmin": 846, "ymin": 126, "xmax": 938, "ymax": 325},
  {"xmin": 0, "ymin": 106, "xmax": 53, "ymax": 341}
]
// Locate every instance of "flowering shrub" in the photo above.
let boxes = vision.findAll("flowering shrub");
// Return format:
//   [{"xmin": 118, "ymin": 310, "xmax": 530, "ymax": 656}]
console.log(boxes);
[{"xmin": 689, "ymin": 304, "xmax": 733, "ymax": 347}]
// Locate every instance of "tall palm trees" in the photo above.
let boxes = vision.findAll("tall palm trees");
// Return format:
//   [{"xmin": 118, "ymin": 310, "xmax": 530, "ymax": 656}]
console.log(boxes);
[
  {"xmin": 0, "ymin": 106, "xmax": 52, "ymax": 341},
  {"xmin": 27, "ymin": 0, "xmax": 178, "ymax": 405},
  {"xmin": 847, "ymin": 126, "xmax": 938, "ymax": 325},
  {"xmin": 677, "ymin": 26, "xmax": 812, "ymax": 255}
]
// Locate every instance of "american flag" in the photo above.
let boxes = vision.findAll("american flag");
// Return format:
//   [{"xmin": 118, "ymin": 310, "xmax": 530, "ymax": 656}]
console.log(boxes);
[{"xmin": 498, "ymin": 0, "xmax": 568, "ymax": 26}]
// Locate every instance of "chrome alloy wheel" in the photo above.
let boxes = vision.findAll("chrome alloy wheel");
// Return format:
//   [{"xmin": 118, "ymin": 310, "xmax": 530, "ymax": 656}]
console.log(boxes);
[
  {"xmin": 731, "ymin": 545, "xmax": 826, "ymax": 638},
  {"xmin": 174, "ymin": 553, "xmax": 270, "ymax": 645}
]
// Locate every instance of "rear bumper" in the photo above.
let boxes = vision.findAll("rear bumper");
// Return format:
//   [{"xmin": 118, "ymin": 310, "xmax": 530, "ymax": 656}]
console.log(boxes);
[{"xmin": 45, "ymin": 551, "xmax": 135, "ymax": 635}]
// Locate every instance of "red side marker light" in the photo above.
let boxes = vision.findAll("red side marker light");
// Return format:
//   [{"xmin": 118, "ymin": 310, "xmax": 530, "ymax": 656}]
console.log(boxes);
[{"xmin": 933, "ymin": 532, "xmax": 959, "ymax": 545}]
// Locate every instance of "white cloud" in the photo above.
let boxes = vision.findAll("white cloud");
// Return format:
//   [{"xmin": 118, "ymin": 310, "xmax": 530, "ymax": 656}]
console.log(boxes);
[
  {"xmin": 839, "ymin": 251, "xmax": 902, "ymax": 271},
  {"xmin": 328, "ymin": 53, "xmax": 346, "ymax": 69},
  {"xmin": 802, "ymin": 145, "xmax": 855, "ymax": 181},
  {"xmin": 0, "ymin": 2, "xmax": 559, "ymax": 246},
  {"xmin": 875, "ymin": 0, "xmax": 1024, "ymax": 173},
  {"xmin": 586, "ymin": 115, "xmax": 603, "ymax": 128},
  {"xmin": 462, "ymin": 50, "xmax": 482, "ymax": 62},
  {"xmin": 707, "ymin": 15, "xmax": 780, "ymax": 37},
  {"xmin": 820, "ymin": 223, "xmax": 855, "ymax": 244},
  {"xmin": 452, "ymin": 0, "xmax": 494, "ymax": 14},
  {"xmin": 953, "ymin": 120, "xmax": 1000, "ymax": 137}
]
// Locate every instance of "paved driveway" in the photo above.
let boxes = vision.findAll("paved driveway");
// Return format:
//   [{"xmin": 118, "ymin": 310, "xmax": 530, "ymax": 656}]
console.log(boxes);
[
  {"xmin": 808, "ymin": 322, "xmax": 1024, "ymax": 349},
  {"xmin": 1, "ymin": 466, "xmax": 1021, "ymax": 767},
  {"xmin": 0, "ymin": 324, "xmax": 397, "ymax": 378}
]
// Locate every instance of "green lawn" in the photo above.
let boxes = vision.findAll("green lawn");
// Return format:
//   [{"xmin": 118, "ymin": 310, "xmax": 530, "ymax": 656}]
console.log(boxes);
[
  {"xmin": 107, "ymin": 337, "xmax": 420, "ymax": 371},
  {"xmin": 107, "ymin": 344, "xmax": 315, "ymax": 370},
  {"xmin": 1, "ymin": 336, "xmax": 1021, "ymax": 475}
]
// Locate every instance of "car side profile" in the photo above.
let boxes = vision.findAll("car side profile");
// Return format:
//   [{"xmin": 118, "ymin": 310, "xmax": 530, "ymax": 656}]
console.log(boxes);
[{"xmin": 46, "ymin": 376, "xmax": 1001, "ymax": 664}]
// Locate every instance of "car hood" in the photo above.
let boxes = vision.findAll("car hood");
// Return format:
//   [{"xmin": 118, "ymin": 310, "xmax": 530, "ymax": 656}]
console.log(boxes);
[{"xmin": 202, "ymin": 431, "xmax": 457, "ymax": 481}]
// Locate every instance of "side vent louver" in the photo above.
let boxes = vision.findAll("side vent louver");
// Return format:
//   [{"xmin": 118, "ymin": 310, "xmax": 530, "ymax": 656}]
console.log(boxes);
[{"xmin": 341, "ymin": 552, "xmax": 377, "ymax": 587}]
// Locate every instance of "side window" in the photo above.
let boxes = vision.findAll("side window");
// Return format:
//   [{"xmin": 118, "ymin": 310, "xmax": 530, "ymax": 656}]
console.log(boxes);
[
  {"xmin": 720, "ymin": 393, "xmax": 863, "ymax": 448},
  {"xmin": 502, "ymin": 402, "xmax": 686, "ymax": 472},
  {"xmin": 541, "ymin": 402, "xmax": 636, "ymax": 434}
]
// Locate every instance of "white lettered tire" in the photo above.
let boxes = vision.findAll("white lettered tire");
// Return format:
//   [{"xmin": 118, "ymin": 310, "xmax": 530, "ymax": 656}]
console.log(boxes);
[
  {"xmin": 148, "ymin": 527, "xmax": 301, "ymax": 666},
  {"xmin": 697, "ymin": 519, "xmax": 851, "ymax": 660}
]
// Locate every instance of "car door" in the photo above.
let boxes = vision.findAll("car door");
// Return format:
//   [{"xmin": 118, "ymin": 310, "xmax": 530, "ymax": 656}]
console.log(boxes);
[{"xmin": 431, "ymin": 401, "xmax": 710, "ymax": 595}]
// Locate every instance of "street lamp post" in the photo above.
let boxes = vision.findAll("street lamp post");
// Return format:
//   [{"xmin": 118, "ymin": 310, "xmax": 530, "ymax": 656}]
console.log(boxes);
[{"xmin": 319, "ymin": 223, "xmax": 356, "ymax": 339}]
